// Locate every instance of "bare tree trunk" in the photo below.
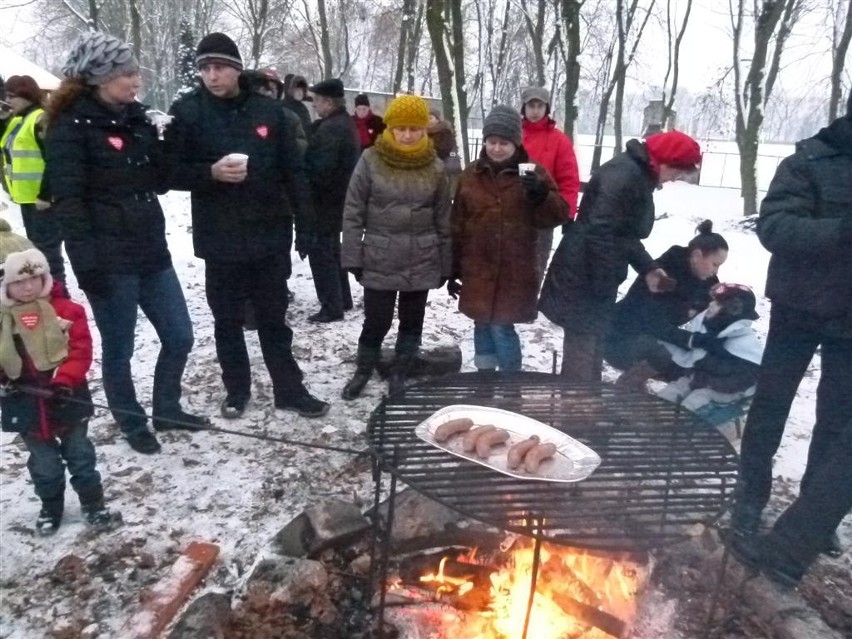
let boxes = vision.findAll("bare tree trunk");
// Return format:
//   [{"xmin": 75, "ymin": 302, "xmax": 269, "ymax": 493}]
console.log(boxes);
[
  {"xmin": 449, "ymin": 0, "xmax": 469, "ymax": 158},
  {"xmin": 317, "ymin": 0, "xmax": 334, "ymax": 77},
  {"xmin": 660, "ymin": 0, "xmax": 693, "ymax": 129},
  {"xmin": 557, "ymin": 0, "xmax": 583, "ymax": 140},
  {"xmin": 128, "ymin": 0, "xmax": 142, "ymax": 58},
  {"xmin": 393, "ymin": 0, "xmax": 417, "ymax": 93},
  {"xmin": 613, "ymin": 0, "xmax": 628, "ymax": 152},
  {"xmin": 405, "ymin": 1, "xmax": 425, "ymax": 93},
  {"xmin": 732, "ymin": 0, "xmax": 803, "ymax": 216},
  {"xmin": 521, "ymin": 0, "xmax": 548, "ymax": 87},
  {"xmin": 829, "ymin": 0, "xmax": 852, "ymax": 122}
]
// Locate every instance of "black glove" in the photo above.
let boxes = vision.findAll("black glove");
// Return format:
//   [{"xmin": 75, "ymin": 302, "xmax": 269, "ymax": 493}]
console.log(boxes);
[
  {"xmin": 348, "ymin": 267, "xmax": 363, "ymax": 282},
  {"xmin": 0, "ymin": 382, "xmax": 20, "ymax": 398},
  {"xmin": 447, "ymin": 279, "xmax": 462, "ymax": 299},
  {"xmin": 75, "ymin": 270, "xmax": 112, "ymax": 299},
  {"xmin": 690, "ymin": 332, "xmax": 725, "ymax": 353},
  {"xmin": 519, "ymin": 171, "xmax": 549, "ymax": 204},
  {"xmin": 50, "ymin": 384, "xmax": 73, "ymax": 408}
]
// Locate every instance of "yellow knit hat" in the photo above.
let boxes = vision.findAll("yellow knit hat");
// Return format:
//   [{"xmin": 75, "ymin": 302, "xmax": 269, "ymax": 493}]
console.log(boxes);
[{"xmin": 383, "ymin": 94, "xmax": 430, "ymax": 129}]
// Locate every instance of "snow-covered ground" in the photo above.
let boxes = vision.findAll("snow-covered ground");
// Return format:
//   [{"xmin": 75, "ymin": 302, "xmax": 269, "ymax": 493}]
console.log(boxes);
[{"xmin": 0, "ymin": 182, "xmax": 847, "ymax": 638}]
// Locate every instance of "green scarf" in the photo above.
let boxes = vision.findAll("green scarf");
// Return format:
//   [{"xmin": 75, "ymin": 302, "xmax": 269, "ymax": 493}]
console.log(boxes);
[
  {"xmin": 374, "ymin": 129, "xmax": 437, "ymax": 170},
  {"xmin": 0, "ymin": 300, "xmax": 69, "ymax": 380}
]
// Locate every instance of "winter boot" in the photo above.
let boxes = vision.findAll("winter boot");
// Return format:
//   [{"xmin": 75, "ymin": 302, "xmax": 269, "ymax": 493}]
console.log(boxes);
[
  {"xmin": 35, "ymin": 500, "xmax": 64, "ymax": 537},
  {"xmin": 388, "ymin": 344, "xmax": 419, "ymax": 397},
  {"xmin": 82, "ymin": 502, "xmax": 121, "ymax": 531},
  {"xmin": 342, "ymin": 345, "xmax": 381, "ymax": 400}
]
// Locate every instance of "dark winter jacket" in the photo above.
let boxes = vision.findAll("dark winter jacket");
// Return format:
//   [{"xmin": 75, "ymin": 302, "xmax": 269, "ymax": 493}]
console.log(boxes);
[
  {"xmin": 341, "ymin": 147, "xmax": 451, "ymax": 291},
  {"xmin": 282, "ymin": 96, "xmax": 312, "ymax": 142},
  {"xmin": 538, "ymin": 139, "xmax": 658, "ymax": 334},
  {"xmin": 757, "ymin": 115, "xmax": 852, "ymax": 338},
  {"xmin": 304, "ymin": 107, "xmax": 360, "ymax": 234},
  {"xmin": 166, "ymin": 82, "xmax": 312, "ymax": 262},
  {"xmin": 608, "ymin": 245, "xmax": 718, "ymax": 349},
  {"xmin": 45, "ymin": 94, "xmax": 172, "ymax": 276},
  {"xmin": 0, "ymin": 289, "xmax": 94, "ymax": 440},
  {"xmin": 452, "ymin": 149, "xmax": 571, "ymax": 324},
  {"xmin": 353, "ymin": 111, "xmax": 385, "ymax": 150}
]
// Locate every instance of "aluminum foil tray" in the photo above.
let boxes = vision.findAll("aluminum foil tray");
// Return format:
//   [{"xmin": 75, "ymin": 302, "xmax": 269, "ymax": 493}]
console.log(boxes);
[{"xmin": 415, "ymin": 404, "xmax": 601, "ymax": 483}]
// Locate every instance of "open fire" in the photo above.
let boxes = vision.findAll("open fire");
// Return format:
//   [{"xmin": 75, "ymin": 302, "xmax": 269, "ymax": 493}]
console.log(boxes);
[{"xmin": 387, "ymin": 535, "xmax": 648, "ymax": 639}]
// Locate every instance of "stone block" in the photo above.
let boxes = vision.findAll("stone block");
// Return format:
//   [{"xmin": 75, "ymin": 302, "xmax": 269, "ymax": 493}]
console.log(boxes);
[
  {"xmin": 375, "ymin": 345, "xmax": 462, "ymax": 378},
  {"xmin": 273, "ymin": 499, "xmax": 370, "ymax": 558},
  {"xmin": 168, "ymin": 592, "xmax": 231, "ymax": 639},
  {"xmin": 375, "ymin": 488, "xmax": 465, "ymax": 543}
]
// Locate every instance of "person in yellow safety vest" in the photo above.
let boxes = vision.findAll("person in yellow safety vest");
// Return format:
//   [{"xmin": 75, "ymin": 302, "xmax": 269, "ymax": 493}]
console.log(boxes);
[{"xmin": 0, "ymin": 75, "xmax": 65, "ymax": 283}]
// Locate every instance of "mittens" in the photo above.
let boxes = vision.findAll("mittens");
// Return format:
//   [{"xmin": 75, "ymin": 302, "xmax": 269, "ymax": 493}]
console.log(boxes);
[{"xmin": 519, "ymin": 171, "xmax": 549, "ymax": 204}]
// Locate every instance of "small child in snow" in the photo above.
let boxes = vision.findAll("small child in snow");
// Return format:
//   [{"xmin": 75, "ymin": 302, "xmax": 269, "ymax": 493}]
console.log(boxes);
[
  {"xmin": 0, "ymin": 242, "xmax": 119, "ymax": 536},
  {"xmin": 657, "ymin": 283, "xmax": 764, "ymax": 413}
]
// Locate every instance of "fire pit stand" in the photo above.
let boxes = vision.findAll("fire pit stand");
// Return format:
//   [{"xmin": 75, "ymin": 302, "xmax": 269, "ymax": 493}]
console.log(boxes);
[{"xmin": 367, "ymin": 372, "xmax": 739, "ymax": 638}]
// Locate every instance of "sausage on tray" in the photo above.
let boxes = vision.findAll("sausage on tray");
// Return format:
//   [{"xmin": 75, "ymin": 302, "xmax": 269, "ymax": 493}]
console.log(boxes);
[
  {"xmin": 462, "ymin": 425, "xmax": 496, "ymax": 452},
  {"xmin": 434, "ymin": 417, "xmax": 475, "ymax": 442},
  {"xmin": 523, "ymin": 442, "xmax": 557, "ymax": 473},
  {"xmin": 506, "ymin": 436, "xmax": 540, "ymax": 469},
  {"xmin": 475, "ymin": 428, "xmax": 510, "ymax": 458}
]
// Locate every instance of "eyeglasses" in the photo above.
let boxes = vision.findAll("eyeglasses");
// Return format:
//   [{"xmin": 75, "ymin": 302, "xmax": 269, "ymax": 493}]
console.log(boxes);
[{"xmin": 711, "ymin": 283, "xmax": 752, "ymax": 298}]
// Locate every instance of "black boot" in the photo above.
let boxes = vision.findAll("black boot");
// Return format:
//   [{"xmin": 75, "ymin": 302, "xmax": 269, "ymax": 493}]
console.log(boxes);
[
  {"xmin": 342, "ymin": 345, "xmax": 381, "ymax": 400},
  {"xmin": 35, "ymin": 498, "xmax": 64, "ymax": 537},
  {"xmin": 387, "ymin": 352, "xmax": 416, "ymax": 397}
]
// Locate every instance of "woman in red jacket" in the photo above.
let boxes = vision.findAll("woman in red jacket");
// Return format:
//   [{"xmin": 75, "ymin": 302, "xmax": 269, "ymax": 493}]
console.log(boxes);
[
  {"xmin": 0, "ymin": 243, "xmax": 118, "ymax": 535},
  {"xmin": 521, "ymin": 86, "xmax": 580, "ymax": 280}
]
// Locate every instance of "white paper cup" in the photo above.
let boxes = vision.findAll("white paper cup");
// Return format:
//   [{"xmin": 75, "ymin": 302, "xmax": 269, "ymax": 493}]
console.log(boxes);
[
  {"xmin": 517, "ymin": 162, "xmax": 536, "ymax": 175},
  {"xmin": 226, "ymin": 153, "xmax": 249, "ymax": 168}
]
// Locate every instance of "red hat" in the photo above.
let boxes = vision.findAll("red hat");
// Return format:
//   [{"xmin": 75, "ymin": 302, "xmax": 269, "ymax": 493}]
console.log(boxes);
[
  {"xmin": 5, "ymin": 75, "xmax": 43, "ymax": 105},
  {"xmin": 645, "ymin": 130, "xmax": 701, "ymax": 170}
]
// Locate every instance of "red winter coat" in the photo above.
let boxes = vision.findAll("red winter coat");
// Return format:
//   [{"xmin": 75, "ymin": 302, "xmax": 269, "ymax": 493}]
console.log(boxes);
[
  {"xmin": 522, "ymin": 117, "xmax": 580, "ymax": 219},
  {"xmin": 0, "ymin": 288, "xmax": 93, "ymax": 440}
]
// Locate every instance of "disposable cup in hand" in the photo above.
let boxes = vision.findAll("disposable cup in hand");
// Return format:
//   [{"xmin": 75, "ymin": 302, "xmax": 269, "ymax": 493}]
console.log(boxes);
[
  {"xmin": 518, "ymin": 162, "xmax": 535, "ymax": 175},
  {"xmin": 226, "ymin": 153, "xmax": 249, "ymax": 169}
]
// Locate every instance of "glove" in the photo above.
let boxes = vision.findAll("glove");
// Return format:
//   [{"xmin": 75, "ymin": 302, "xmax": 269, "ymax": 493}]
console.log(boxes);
[
  {"xmin": 50, "ymin": 385, "xmax": 73, "ymax": 408},
  {"xmin": 690, "ymin": 332, "xmax": 725, "ymax": 353},
  {"xmin": 35, "ymin": 198, "xmax": 51, "ymax": 211},
  {"xmin": 347, "ymin": 267, "xmax": 363, "ymax": 282},
  {"xmin": 0, "ymin": 382, "xmax": 20, "ymax": 398},
  {"xmin": 447, "ymin": 279, "xmax": 462, "ymax": 299},
  {"xmin": 75, "ymin": 270, "xmax": 112, "ymax": 299},
  {"xmin": 645, "ymin": 268, "xmax": 677, "ymax": 293},
  {"xmin": 519, "ymin": 171, "xmax": 549, "ymax": 204}
]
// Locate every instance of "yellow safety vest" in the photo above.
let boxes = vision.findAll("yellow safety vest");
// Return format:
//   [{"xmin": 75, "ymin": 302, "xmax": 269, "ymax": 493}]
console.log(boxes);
[{"xmin": 1, "ymin": 108, "xmax": 45, "ymax": 205}]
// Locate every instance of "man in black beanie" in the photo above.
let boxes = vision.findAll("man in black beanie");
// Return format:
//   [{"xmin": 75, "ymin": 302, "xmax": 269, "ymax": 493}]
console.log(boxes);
[
  {"xmin": 729, "ymin": 93, "xmax": 852, "ymax": 576},
  {"xmin": 165, "ymin": 32, "xmax": 330, "ymax": 419}
]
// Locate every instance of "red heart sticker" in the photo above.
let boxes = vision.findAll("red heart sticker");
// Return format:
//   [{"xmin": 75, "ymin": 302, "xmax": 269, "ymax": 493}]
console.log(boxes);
[
  {"xmin": 19, "ymin": 313, "xmax": 39, "ymax": 329},
  {"xmin": 107, "ymin": 136, "xmax": 124, "ymax": 151},
  {"xmin": 256, "ymin": 125, "xmax": 268, "ymax": 139}
]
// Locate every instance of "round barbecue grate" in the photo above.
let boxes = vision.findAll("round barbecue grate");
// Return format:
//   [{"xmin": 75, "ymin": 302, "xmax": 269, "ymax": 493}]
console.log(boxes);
[{"xmin": 368, "ymin": 372, "xmax": 739, "ymax": 552}]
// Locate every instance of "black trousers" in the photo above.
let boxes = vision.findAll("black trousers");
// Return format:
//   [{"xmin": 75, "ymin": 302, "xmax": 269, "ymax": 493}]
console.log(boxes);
[
  {"xmin": 766, "ymin": 425, "xmax": 852, "ymax": 576},
  {"xmin": 205, "ymin": 257, "xmax": 305, "ymax": 402},
  {"xmin": 359, "ymin": 288, "xmax": 429, "ymax": 351},
  {"xmin": 20, "ymin": 203, "xmax": 65, "ymax": 282},
  {"xmin": 307, "ymin": 233, "xmax": 352, "ymax": 316},
  {"xmin": 604, "ymin": 332, "xmax": 683, "ymax": 377},
  {"xmin": 737, "ymin": 304, "xmax": 852, "ymax": 520}
]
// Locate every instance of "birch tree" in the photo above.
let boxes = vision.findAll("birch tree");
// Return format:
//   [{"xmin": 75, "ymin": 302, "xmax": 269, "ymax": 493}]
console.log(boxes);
[
  {"xmin": 827, "ymin": 0, "xmax": 852, "ymax": 121},
  {"xmin": 659, "ymin": 0, "xmax": 693, "ymax": 129}
]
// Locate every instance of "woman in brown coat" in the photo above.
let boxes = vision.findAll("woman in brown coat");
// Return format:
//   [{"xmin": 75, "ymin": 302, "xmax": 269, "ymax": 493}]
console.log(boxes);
[{"xmin": 449, "ymin": 105, "xmax": 571, "ymax": 371}]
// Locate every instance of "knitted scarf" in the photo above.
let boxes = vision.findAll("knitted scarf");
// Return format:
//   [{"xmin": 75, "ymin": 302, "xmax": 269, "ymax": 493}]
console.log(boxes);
[
  {"xmin": 374, "ymin": 129, "xmax": 436, "ymax": 170},
  {"xmin": 0, "ymin": 300, "xmax": 69, "ymax": 380}
]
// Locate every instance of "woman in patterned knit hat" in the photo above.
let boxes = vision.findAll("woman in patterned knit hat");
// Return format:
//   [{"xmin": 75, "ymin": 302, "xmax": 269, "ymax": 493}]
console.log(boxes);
[
  {"xmin": 341, "ymin": 94, "xmax": 451, "ymax": 399},
  {"xmin": 44, "ymin": 32, "xmax": 206, "ymax": 455}
]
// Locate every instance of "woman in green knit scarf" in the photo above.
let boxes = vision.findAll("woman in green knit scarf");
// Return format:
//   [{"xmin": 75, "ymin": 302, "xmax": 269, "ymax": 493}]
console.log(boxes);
[{"xmin": 340, "ymin": 94, "xmax": 452, "ymax": 399}]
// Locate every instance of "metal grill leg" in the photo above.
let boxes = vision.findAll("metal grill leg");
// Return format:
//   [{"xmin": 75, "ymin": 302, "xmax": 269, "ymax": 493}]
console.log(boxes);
[
  {"xmin": 521, "ymin": 521, "xmax": 543, "ymax": 639},
  {"xmin": 375, "ymin": 448, "xmax": 400, "ymax": 639},
  {"xmin": 704, "ymin": 541, "xmax": 733, "ymax": 637}
]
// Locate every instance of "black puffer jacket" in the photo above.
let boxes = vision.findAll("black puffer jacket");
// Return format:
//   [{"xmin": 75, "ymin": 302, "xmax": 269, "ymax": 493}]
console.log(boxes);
[
  {"xmin": 609, "ymin": 245, "xmax": 717, "ymax": 348},
  {"xmin": 538, "ymin": 139, "xmax": 658, "ymax": 333},
  {"xmin": 304, "ymin": 107, "xmax": 360, "ymax": 234},
  {"xmin": 45, "ymin": 94, "xmax": 171, "ymax": 275},
  {"xmin": 757, "ymin": 116, "xmax": 852, "ymax": 338},
  {"xmin": 166, "ymin": 82, "xmax": 312, "ymax": 262}
]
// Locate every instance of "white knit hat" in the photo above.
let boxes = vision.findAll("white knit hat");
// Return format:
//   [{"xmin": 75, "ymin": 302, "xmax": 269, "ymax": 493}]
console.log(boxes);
[{"xmin": 0, "ymin": 248, "xmax": 53, "ymax": 307}]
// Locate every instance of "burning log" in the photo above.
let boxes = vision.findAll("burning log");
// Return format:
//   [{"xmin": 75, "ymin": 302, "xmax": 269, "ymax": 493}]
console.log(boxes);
[{"xmin": 550, "ymin": 591, "xmax": 628, "ymax": 639}]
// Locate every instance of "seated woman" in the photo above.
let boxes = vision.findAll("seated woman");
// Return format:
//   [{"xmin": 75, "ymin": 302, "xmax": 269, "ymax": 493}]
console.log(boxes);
[
  {"xmin": 604, "ymin": 220, "xmax": 728, "ymax": 387},
  {"xmin": 657, "ymin": 283, "xmax": 764, "ymax": 412}
]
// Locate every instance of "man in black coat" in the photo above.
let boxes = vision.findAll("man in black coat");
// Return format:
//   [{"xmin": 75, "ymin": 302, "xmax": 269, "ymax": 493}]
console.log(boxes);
[
  {"xmin": 165, "ymin": 32, "xmax": 329, "ymax": 419},
  {"xmin": 299, "ymin": 79, "xmax": 360, "ymax": 322},
  {"xmin": 730, "ymin": 95, "xmax": 852, "ymax": 563}
]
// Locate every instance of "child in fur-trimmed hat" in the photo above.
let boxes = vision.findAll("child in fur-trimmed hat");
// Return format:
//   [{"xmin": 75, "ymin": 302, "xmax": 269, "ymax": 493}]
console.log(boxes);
[{"xmin": 0, "ymin": 247, "xmax": 119, "ymax": 536}]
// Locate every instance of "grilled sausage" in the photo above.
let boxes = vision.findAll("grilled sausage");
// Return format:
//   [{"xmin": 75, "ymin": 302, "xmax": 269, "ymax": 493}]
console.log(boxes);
[
  {"xmin": 462, "ymin": 425, "xmax": 496, "ymax": 452},
  {"xmin": 434, "ymin": 417, "xmax": 475, "ymax": 442},
  {"xmin": 506, "ymin": 436, "xmax": 540, "ymax": 469},
  {"xmin": 523, "ymin": 442, "xmax": 557, "ymax": 473},
  {"xmin": 475, "ymin": 428, "xmax": 510, "ymax": 458}
]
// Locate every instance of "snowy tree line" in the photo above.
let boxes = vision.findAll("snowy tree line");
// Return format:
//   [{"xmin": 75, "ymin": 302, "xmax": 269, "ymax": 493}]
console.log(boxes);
[{"xmin": 4, "ymin": 0, "xmax": 851, "ymax": 214}]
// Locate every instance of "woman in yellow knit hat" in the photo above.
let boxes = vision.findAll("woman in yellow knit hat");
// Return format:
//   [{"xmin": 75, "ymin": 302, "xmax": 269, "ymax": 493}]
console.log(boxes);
[{"xmin": 341, "ymin": 94, "xmax": 451, "ymax": 399}]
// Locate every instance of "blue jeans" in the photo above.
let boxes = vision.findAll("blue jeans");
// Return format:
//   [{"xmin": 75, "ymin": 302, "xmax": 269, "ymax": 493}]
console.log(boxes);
[
  {"xmin": 22, "ymin": 423, "xmax": 102, "ymax": 508},
  {"xmin": 88, "ymin": 267, "xmax": 194, "ymax": 433},
  {"xmin": 473, "ymin": 323, "xmax": 522, "ymax": 371}
]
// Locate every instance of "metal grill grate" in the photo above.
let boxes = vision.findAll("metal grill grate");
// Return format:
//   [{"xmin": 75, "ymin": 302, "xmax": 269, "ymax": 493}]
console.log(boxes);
[{"xmin": 368, "ymin": 372, "xmax": 739, "ymax": 552}]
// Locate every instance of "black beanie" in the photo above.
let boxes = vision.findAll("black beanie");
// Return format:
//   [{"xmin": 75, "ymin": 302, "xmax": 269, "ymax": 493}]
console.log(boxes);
[
  {"xmin": 196, "ymin": 33, "xmax": 243, "ymax": 71},
  {"xmin": 355, "ymin": 93, "xmax": 370, "ymax": 107},
  {"xmin": 482, "ymin": 105, "xmax": 523, "ymax": 146}
]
